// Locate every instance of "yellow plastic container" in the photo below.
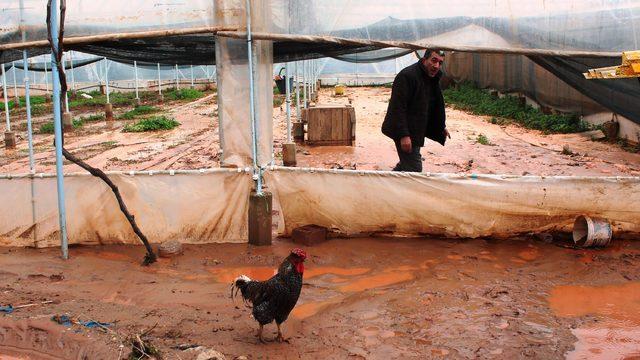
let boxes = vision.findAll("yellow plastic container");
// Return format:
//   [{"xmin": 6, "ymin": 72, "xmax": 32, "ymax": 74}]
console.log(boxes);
[{"xmin": 334, "ymin": 84, "xmax": 346, "ymax": 96}]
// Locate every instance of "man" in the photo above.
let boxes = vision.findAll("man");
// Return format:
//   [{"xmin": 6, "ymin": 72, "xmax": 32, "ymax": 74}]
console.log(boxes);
[{"xmin": 382, "ymin": 50, "xmax": 450, "ymax": 172}]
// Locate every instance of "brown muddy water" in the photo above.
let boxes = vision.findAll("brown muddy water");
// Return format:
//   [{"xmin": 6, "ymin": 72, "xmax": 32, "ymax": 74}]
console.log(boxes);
[{"xmin": 1, "ymin": 236, "xmax": 640, "ymax": 359}]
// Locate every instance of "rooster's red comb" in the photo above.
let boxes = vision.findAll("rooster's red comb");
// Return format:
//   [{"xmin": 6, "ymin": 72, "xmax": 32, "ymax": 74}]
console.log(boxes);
[{"xmin": 291, "ymin": 248, "xmax": 307, "ymax": 259}]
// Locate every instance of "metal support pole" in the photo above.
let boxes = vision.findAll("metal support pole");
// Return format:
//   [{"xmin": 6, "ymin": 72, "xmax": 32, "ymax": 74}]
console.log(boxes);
[
  {"xmin": 44, "ymin": 61, "xmax": 49, "ymax": 95},
  {"xmin": 302, "ymin": 61, "xmax": 307, "ymax": 107},
  {"xmin": 285, "ymin": 63, "xmax": 291, "ymax": 143},
  {"xmin": 157, "ymin": 63, "xmax": 162, "ymax": 95},
  {"xmin": 190, "ymin": 65, "xmax": 194, "ymax": 88},
  {"xmin": 69, "ymin": 50, "xmax": 75, "ymax": 91},
  {"xmin": 20, "ymin": 0, "xmax": 37, "ymax": 247},
  {"xmin": 12, "ymin": 61, "xmax": 19, "ymax": 106},
  {"xmin": 175, "ymin": 64, "xmax": 179, "ymax": 89},
  {"xmin": 246, "ymin": 0, "xmax": 262, "ymax": 195},
  {"xmin": 104, "ymin": 58, "xmax": 110, "ymax": 103},
  {"xmin": 2, "ymin": 64, "xmax": 10, "ymax": 131},
  {"xmin": 49, "ymin": 0, "xmax": 69, "ymax": 259},
  {"xmin": 22, "ymin": 51, "xmax": 35, "ymax": 172},
  {"xmin": 134, "ymin": 60, "xmax": 139, "ymax": 100},
  {"xmin": 295, "ymin": 61, "xmax": 300, "ymax": 120}
]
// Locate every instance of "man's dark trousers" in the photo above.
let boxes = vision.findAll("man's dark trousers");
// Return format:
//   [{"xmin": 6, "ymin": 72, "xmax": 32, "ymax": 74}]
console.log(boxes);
[{"xmin": 392, "ymin": 140, "xmax": 422, "ymax": 172}]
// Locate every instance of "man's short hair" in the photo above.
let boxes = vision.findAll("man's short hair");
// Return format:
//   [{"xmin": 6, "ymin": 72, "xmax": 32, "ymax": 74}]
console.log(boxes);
[{"xmin": 423, "ymin": 49, "xmax": 446, "ymax": 59}]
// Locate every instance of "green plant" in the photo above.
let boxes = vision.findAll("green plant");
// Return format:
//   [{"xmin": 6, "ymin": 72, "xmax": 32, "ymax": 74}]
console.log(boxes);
[
  {"xmin": 444, "ymin": 82, "xmax": 590, "ymax": 134},
  {"xmin": 476, "ymin": 134, "xmax": 491, "ymax": 145},
  {"xmin": 38, "ymin": 118, "xmax": 84, "ymax": 134},
  {"xmin": 164, "ymin": 88, "xmax": 204, "ymax": 101},
  {"xmin": 122, "ymin": 116, "xmax": 180, "ymax": 132},
  {"xmin": 81, "ymin": 114, "xmax": 105, "ymax": 122},
  {"xmin": 30, "ymin": 104, "xmax": 48, "ymax": 116},
  {"xmin": 273, "ymin": 95, "xmax": 284, "ymax": 108},
  {"xmin": 118, "ymin": 105, "xmax": 160, "ymax": 119}
]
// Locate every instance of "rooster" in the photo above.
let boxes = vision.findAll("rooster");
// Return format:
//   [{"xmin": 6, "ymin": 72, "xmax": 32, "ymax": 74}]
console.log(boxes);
[{"xmin": 231, "ymin": 248, "xmax": 307, "ymax": 343}]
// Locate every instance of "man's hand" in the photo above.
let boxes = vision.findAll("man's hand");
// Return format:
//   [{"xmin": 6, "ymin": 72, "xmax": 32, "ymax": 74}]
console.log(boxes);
[
  {"xmin": 444, "ymin": 128, "xmax": 451, "ymax": 140},
  {"xmin": 400, "ymin": 136, "xmax": 412, "ymax": 153}
]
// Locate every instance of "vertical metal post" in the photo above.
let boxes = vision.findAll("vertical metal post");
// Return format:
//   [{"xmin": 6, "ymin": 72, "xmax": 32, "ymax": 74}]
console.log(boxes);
[
  {"xmin": 134, "ymin": 60, "xmax": 139, "ymax": 100},
  {"xmin": 285, "ymin": 63, "xmax": 291, "ymax": 143},
  {"xmin": 20, "ymin": 0, "xmax": 37, "ymax": 247},
  {"xmin": 175, "ymin": 64, "xmax": 179, "ymax": 89},
  {"xmin": 245, "ymin": 0, "xmax": 262, "ymax": 195},
  {"xmin": 49, "ymin": 0, "xmax": 69, "ymax": 259},
  {"xmin": 302, "ymin": 61, "xmax": 307, "ymax": 107},
  {"xmin": 44, "ymin": 61, "xmax": 49, "ymax": 95},
  {"xmin": 2, "ymin": 64, "xmax": 10, "ymax": 131},
  {"xmin": 22, "ymin": 52, "xmax": 35, "ymax": 172},
  {"xmin": 12, "ymin": 61, "xmax": 19, "ymax": 106},
  {"xmin": 19, "ymin": 0, "xmax": 34, "ymax": 172},
  {"xmin": 104, "ymin": 58, "xmax": 110, "ymax": 104},
  {"xmin": 69, "ymin": 50, "xmax": 75, "ymax": 91},
  {"xmin": 157, "ymin": 63, "xmax": 162, "ymax": 95},
  {"xmin": 190, "ymin": 65, "xmax": 194, "ymax": 88},
  {"xmin": 294, "ymin": 61, "xmax": 300, "ymax": 120}
]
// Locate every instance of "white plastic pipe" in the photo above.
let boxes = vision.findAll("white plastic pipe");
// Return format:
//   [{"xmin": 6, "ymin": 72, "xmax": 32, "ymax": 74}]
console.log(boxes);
[
  {"xmin": 285, "ymin": 63, "xmax": 291, "ymax": 143},
  {"xmin": 69, "ymin": 50, "xmax": 76, "ymax": 91},
  {"xmin": 104, "ymin": 58, "xmax": 110, "ymax": 104},
  {"xmin": 2, "ymin": 64, "xmax": 11, "ymax": 131},
  {"xmin": 157, "ymin": 63, "xmax": 162, "ymax": 95},
  {"xmin": 134, "ymin": 60, "xmax": 139, "ymax": 100}
]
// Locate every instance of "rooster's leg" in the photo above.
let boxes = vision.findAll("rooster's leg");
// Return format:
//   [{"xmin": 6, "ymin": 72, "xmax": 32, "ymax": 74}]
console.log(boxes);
[
  {"xmin": 276, "ymin": 323, "xmax": 289, "ymax": 343},
  {"xmin": 257, "ymin": 324, "xmax": 266, "ymax": 343}
]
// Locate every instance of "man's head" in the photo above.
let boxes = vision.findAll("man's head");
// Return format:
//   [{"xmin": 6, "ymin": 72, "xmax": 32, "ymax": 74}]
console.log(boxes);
[{"xmin": 421, "ymin": 50, "xmax": 445, "ymax": 78}]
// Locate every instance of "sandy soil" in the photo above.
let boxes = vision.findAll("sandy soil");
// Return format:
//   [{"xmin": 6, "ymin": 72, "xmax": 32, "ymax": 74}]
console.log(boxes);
[
  {"xmin": 1, "ymin": 87, "xmax": 639, "ymax": 176},
  {"xmin": 2, "ymin": 236, "xmax": 640, "ymax": 359}
]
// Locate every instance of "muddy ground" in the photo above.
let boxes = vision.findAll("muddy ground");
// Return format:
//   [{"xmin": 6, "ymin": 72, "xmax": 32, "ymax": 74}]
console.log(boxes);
[
  {"xmin": 2, "ymin": 236, "xmax": 640, "ymax": 359},
  {"xmin": 1, "ymin": 87, "xmax": 639, "ymax": 175},
  {"xmin": 1, "ymin": 87, "xmax": 640, "ymax": 359}
]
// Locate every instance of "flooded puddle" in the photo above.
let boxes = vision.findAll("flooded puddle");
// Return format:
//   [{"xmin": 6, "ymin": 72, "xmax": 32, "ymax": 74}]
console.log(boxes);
[
  {"xmin": 549, "ymin": 282, "xmax": 640, "ymax": 321},
  {"xmin": 291, "ymin": 298, "xmax": 343, "ymax": 319},
  {"xmin": 339, "ymin": 271, "xmax": 414, "ymax": 292},
  {"xmin": 209, "ymin": 266, "xmax": 370, "ymax": 283},
  {"xmin": 550, "ymin": 282, "xmax": 640, "ymax": 359},
  {"xmin": 567, "ymin": 323, "xmax": 640, "ymax": 360}
]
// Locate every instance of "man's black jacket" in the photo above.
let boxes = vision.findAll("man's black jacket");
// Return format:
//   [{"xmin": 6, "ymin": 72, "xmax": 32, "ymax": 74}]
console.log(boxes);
[{"xmin": 381, "ymin": 60, "xmax": 446, "ymax": 147}]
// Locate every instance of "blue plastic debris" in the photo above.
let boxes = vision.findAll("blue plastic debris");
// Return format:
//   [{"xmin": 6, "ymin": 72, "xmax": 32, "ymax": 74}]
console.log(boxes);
[
  {"xmin": 0, "ymin": 305, "xmax": 13, "ymax": 313},
  {"xmin": 79, "ymin": 321, "xmax": 112, "ymax": 328}
]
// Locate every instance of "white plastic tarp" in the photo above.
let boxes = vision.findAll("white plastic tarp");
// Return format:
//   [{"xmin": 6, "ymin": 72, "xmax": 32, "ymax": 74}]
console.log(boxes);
[
  {"xmin": 0, "ymin": 170, "xmax": 252, "ymax": 247},
  {"xmin": 267, "ymin": 167, "xmax": 640, "ymax": 238}
]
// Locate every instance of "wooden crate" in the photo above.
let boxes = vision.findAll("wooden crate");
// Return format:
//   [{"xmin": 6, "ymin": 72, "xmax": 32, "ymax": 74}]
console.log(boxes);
[{"xmin": 303, "ymin": 105, "xmax": 356, "ymax": 146}]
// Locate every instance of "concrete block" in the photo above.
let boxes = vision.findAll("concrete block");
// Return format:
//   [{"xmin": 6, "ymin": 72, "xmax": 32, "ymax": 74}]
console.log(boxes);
[
  {"xmin": 4, "ymin": 131, "xmax": 16, "ymax": 149},
  {"xmin": 293, "ymin": 122, "xmax": 304, "ymax": 143},
  {"xmin": 249, "ymin": 191, "xmax": 272, "ymax": 246},
  {"xmin": 104, "ymin": 103, "xmax": 113, "ymax": 121},
  {"xmin": 292, "ymin": 224, "xmax": 327, "ymax": 246},
  {"xmin": 282, "ymin": 142, "xmax": 297, "ymax": 167},
  {"xmin": 63, "ymin": 112, "xmax": 73, "ymax": 131}
]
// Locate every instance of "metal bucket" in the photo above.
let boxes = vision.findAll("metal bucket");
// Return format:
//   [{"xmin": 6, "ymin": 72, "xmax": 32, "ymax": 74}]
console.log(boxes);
[{"xmin": 573, "ymin": 215, "xmax": 612, "ymax": 247}]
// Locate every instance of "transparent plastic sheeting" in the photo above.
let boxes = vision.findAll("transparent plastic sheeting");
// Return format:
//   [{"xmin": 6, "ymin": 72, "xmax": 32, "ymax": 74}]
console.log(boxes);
[
  {"xmin": 0, "ymin": 170, "xmax": 252, "ymax": 247},
  {"xmin": 0, "ymin": 0, "xmax": 215, "ymax": 44},
  {"xmin": 4, "ymin": 1, "xmax": 639, "ymax": 54},
  {"xmin": 266, "ymin": 168, "xmax": 640, "ymax": 239},
  {"xmin": 1, "ymin": 168, "xmax": 639, "ymax": 247},
  {"xmin": 276, "ymin": 0, "xmax": 640, "ymax": 53}
]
